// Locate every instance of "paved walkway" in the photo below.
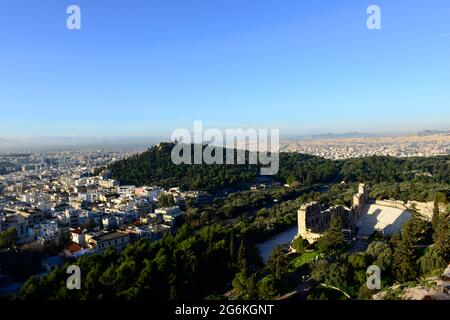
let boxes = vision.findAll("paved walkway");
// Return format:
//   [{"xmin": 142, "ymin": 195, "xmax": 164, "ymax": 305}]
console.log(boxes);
[{"xmin": 277, "ymin": 278, "xmax": 317, "ymax": 301}]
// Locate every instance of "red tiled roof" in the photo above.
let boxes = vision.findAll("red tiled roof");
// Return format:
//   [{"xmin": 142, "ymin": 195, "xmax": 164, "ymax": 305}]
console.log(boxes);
[
  {"xmin": 67, "ymin": 242, "xmax": 82, "ymax": 253},
  {"xmin": 70, "ymin": 228, "xmax": 83, "ymax": 235}
]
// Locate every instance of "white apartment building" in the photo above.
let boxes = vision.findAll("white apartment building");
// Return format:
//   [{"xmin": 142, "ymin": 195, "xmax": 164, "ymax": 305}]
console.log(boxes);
[
  {"xmin": 34, "ymin": 221, "xmax": 60, "ymax": 244},
  {"xmin": 99, "ymin": 179, "xmax": 117, "ymax": 189},
  {"xmin": 116, "ymin": 185, "xmax": 135, "ymax": 198},
  {"xmin": 154, "ymin": 206, "xmax": 182, "ymax": 217}
]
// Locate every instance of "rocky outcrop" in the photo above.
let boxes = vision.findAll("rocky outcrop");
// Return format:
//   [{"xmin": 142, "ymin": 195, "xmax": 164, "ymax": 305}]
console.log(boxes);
[{"xmin": 373, "ymin": 265, "xmax": 450, "ymax": 300}]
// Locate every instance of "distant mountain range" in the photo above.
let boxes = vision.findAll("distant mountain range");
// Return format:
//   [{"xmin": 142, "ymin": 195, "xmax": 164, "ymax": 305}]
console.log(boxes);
[
  {"xmin": 416, "ymin": 130, "xmax": 450, "ymax": 136},
  {"xmin": 0, "ymin": 129, "xmax": 448, "ymax": 152},
  {"xmin": 290, "ymin": 132, "xmax": 378, "ymax": 140},
  {"xmin": 286, "ymin": 130, "xmax": 450, "ymax": 141}
]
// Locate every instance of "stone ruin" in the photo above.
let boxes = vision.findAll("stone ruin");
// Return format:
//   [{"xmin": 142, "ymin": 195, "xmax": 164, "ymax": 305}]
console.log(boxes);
[{"xmin": 297, "ymin": 183, "xmax": 368, "ymax": 243}]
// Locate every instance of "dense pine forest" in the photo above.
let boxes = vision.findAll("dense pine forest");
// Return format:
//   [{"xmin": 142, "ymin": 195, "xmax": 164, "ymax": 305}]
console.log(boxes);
[{"xmin": 109, "ymin": 143, "xmax": 449, "ymax": 199}]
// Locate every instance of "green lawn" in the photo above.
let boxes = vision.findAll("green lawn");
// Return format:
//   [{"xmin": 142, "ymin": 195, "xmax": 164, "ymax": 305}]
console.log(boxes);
[{"xmin": 289, "ymin": 251, "xmax": 320, "ymax": 271}]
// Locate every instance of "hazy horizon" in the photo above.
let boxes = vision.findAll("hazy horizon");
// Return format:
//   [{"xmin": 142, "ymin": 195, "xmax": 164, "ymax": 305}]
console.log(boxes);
[{"xmin": 0, "ymin": 127, "xmax": 448, "ymax": 153}]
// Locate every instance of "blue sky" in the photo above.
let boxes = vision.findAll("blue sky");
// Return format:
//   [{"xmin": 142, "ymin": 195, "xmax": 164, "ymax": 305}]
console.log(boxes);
[{"xmin": 0, "ymin": 0, "xmax": 449, "ymax": 140}]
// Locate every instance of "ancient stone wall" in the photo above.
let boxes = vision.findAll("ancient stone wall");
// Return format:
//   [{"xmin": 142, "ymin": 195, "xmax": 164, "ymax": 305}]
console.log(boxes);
[
  {"xmin": 371, "ymin": 199, "xmax": 445, "ymax": 220},
  {"xmin": 296, "ymin": 184, "xmax": 446, "ymax": 243},
  {"xmin": 297, "ymin": 184, "xmax": 368, "ymax": 243}
]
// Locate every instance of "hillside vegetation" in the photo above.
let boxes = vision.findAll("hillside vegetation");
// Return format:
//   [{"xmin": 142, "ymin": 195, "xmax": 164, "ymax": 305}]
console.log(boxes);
[{"xmin": 109, "ymin": 143, "xmax": 449, "ymax": 201}]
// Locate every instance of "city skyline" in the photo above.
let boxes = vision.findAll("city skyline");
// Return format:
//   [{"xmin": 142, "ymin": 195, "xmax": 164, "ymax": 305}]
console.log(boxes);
[{"xmin": 1, "ymin": 0, "xmax": 450, "ymax": 139}]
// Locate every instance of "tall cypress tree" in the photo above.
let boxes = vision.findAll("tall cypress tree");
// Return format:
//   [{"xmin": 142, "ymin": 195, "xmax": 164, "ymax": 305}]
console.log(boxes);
[
  {"xmin": 393, "ymin": 217, "xmax": 421, "ymax": 282},
  {"xmin": 275, "ymin": 256, "xmax": 283, "ymax": 281},
  {"xmin": 237, "ymin": 240, "xmax": 248, "ymax": 271},
  {"xmin": 433, "ymin": 212, "xmax": 449, "ymax": 261},
  {"xmin": 246, "ymin": 274, "xmax": 259, "ymax": 300},
  {"xmin": 432, "ymin": 200, "xmax": 440, "ymax": 232},
  {"xmin": 393, "ymin": 235, "xmax": 417, "ymax": 282},
  {"xmin": 318, "ymin": 216, "xmax": 346, "ymax": 253},
  {"xmin": 229, "ymin": 231, "xmax": 235, "ymax": 260}
]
